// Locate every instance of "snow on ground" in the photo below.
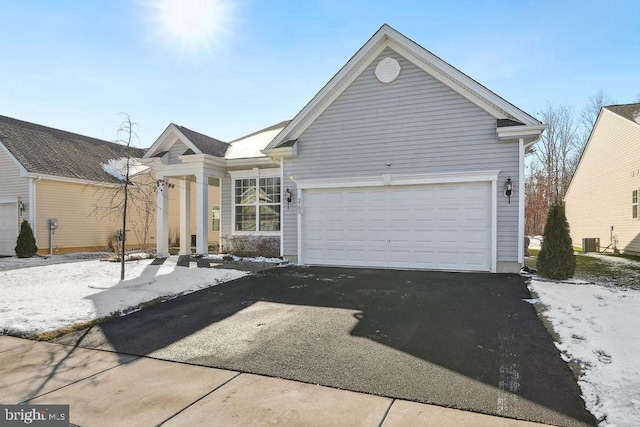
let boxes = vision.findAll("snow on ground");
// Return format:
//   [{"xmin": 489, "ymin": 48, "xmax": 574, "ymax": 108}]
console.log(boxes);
[
  {"xmin": 0, "ymin": 256, "xmax": 249, "ymax": 336},
  {"xmin": 528, "ymin": 279, "xmax": 640, "ymax": 426}
]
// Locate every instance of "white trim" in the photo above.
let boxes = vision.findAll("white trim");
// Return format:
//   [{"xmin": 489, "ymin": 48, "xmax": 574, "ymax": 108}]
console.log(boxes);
[
  {"xmin": 0, "ymin": 141, "xmax": 28, "ymax": 176},
  {"xmin": 24, "ymin": 173, "xmax": 120, "ymax": 188},
  {"xmin": 267, "ymin": 24, "xmax": 542, "ymax": 150},
  {"xmin": 491, "ymin": 180, "xmax": 498, "ymax": 273},
  {"xmin": 28, "ymin": 177, "xmax": 37, "ymax": 234},
  {"xmin": 228, "ymin": 168, "xmax": 280, "ymax": 179},
  {"xmin": 0, "ymin": 197, "xmax": 19, "ymax": 203},
  {"xmin": 518, "ymin": 138, "xmax": 525, "ymax": 265},
  {"xmin": 280, "ymin": 158, "xmax": 285, "ymax": 256},
  {"xmin": 296, "ymin": 170, "xmax": 501, "ymax": 190},
  {"xmin": 230, "ymin": 171, "xmax": 282, "ymax": 236},
  {"xmin": 144, "ymin": 124, "xmax": 202, "ymax": 159},
  {"xmin": 297, "ymin": 189, "xmax": 303, "ymax": 264}
]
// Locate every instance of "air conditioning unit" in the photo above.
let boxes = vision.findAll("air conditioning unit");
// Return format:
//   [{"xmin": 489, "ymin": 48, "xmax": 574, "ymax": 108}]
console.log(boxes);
[{"xmin": 582, "ymin": 238, "xmax": 600, "ymax": 253}]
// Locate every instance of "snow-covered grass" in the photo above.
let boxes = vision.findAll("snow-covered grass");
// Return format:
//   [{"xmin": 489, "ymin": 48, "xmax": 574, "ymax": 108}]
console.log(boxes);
[
  {"xmin": 528, "ymin": 277, "xmax": 640, "ymax": 426},
  {"xmin": 0, "ymin": 255, "xmax": 249, "ymax": 337}
]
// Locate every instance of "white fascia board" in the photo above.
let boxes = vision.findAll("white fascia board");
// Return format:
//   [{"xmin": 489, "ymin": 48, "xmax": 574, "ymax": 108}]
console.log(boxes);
[
  {"xmin": 296, "ymin": 170, "xmax": 500, "ymax": 190},
  {"xmin": 225, "ymin": 157, "xmax": 280, "ymax": 168},
  {"xmin": 228, "ymin": 168, "xmax": 280, "ymax": 179},
  {"xmin": 497, "ymin": 124, "xmax": 546, "ymax": 141},
  {"xmin": 25, "ymin": 173, "xmax": 121, "ymax": 188},
  {"xmin": 261, "ymin": 145, "xmax": 297, "ymax": 158},
  {"xmin": 266, "ymin": 30, "xmax": 389, "ymax": 150},
  {"xmin": 0, "ymin": 141, "xmax": 28, "ymax": 176},
  {"xmin": 387, "ymin": 35, "xmax": 541, "ymax": 125},
  {"xmin": 144, "ymin": 124, "xmax": 201, "ymax": 158},
  {"xmin": 179, "ymin": 153, "xmax": 227, "ymax": 168}
]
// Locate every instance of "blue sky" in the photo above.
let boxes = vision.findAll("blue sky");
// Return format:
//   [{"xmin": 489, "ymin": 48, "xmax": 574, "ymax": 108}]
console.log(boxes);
[{"xmin": 1, "ymin": 1, "xmax": 638, "ymax": 147}]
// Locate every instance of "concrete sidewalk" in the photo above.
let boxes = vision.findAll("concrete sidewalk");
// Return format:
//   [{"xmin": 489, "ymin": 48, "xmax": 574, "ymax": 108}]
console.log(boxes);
[{"xmin": 0, "ymin": 336, "xmax": 549, "ymax": 426}]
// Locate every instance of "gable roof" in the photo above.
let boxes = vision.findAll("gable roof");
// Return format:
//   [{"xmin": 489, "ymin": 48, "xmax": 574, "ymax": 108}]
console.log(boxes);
[
  {"xmin": 564, "ymin": 103, "xmax": 640, "ymax": 198},
  {"xmin": 604, "ymin": 103, "xmax": 640, "ymax": 124},
  {"xmin": 145, "ymin": 121, "xmax": 290, "ymax": 161},
  {"xmin": 175, "ymin": 125, "xmax": 229, "ymax": 157},
  {"xmin": 0, "ymin": 115, "xmax": 145, "ymax": 183},
  {"xmin": 266, "ymin": 24, "xmax": 543, "ymax": 150},
  {"xmin": 226, "ymin": 120, "xmax": 290, "ymax": 159}
]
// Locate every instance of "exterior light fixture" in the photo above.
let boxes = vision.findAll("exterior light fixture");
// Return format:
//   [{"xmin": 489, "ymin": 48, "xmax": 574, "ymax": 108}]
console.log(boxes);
[
  {"xmin": 18, "ymin": 199, "xmax": 26, "ymax": 214},
  {"xmin": 286, "ymin": 188, "xmax": 292, "ymax": 208},
  {"xmin": 505, "ymin": 177, "xmax": 513, "ymax": 203}
]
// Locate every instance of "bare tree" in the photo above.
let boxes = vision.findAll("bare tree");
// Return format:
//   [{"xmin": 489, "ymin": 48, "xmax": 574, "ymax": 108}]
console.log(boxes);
[
  {"xmin": 580, "ymin": 90, "xmax": 616, "ymax": 132},
  {"xmin": 90, "ymin": 115, "xmax": 156, "ymax": 280}
]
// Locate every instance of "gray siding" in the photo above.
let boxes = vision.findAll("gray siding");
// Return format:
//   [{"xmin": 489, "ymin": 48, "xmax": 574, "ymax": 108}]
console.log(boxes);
[
  {"xmin": 168, "ymin": 141, "xmax": 189, "ymax": 164},
  {"xmin": 283, "ymin": 47, "xmax": 520, "ymax": 262},
  {"xmin": 0, "ymin": 144, "xmax": 29, "ymax": 217},
  {"xmin": 221, "ymin": 176, "xmax": 232, "ymax": 237}
]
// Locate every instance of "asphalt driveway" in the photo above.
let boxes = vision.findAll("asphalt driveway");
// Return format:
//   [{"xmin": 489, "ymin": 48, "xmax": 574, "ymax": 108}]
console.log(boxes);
[{"xmin": 54, "ymin": 266, "xmax": 596, "ymax": 426}]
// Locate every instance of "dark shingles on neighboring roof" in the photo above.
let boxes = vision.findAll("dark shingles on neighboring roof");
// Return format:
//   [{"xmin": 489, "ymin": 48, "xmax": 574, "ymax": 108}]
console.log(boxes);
[
  {"xmin": 0, "ymin": 115, "xmax": 145, "ymax": 183},
  {"xmin": 605, "ymin": 103, "xmax": 640, "ymax": 124},
  {"xmin": 497, "ymin": 119, "xmax": 525, "ymax": 127},
  {"xmin": 229, "ymin": 120, "xmax": 291, "ymax": 143},
  {"xmin": 175, "ymin": 125, "xmax": 229, "ymax": 157}
]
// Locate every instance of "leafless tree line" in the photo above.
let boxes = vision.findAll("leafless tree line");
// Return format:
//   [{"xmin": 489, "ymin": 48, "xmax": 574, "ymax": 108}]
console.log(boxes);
[{"xmin": 525, "ymin": 91, "xmax": 640, "ymax": 235}]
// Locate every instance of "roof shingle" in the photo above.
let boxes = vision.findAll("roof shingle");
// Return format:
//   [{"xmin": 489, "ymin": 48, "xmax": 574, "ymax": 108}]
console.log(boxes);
[
  {"xmin": 605, "ymin": 103, "xmax": 640, "ymax": 124},
  {"xmin": 0, "ymin": 115, "xmax": 145, "ymax": 183}
]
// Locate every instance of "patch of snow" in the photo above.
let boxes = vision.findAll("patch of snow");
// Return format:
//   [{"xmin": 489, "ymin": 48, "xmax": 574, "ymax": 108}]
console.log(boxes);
[
  {"xmin": 225, "ymin": 127, "xmax": 284, "ymax": 159},
  {"xmin": 102, "ymin": 157, "xmax": 150, "ymax": 180},
  {"xmin": 202, "ymin": 253, "xmax": 287, "ymax": 264},
  {"xmin": 522, "ymin": 298, "xmax": 539, "ymax": 304},
  {"xmin": 528, "ymin": 236, "xmax": 542, "ymax": 249},
  {"xmin": 585, "ymin": 253, "xmax": 640, "ymax": 266},
  {"xmin": 0, "ymin": 256, "xmax": 248, "ymax": 336},
  {"xmin": 529, "ymin": 278, "xmax": 640, "ymax": 426}
]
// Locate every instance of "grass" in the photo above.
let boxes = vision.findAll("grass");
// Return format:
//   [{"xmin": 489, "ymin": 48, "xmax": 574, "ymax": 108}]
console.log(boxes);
[{"xmin": 526, "ymin": 248, "xmax": 640, "ymax": 287}]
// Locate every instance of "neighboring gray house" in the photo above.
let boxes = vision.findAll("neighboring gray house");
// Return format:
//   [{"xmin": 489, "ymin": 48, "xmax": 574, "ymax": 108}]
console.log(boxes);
[
  {"xmin": 565, "ymin": 103, "xmax": 640, "ymax": 254},
  {"xmin": 145, "ymin": 24, "xmax": 544, "ymax": 273}
]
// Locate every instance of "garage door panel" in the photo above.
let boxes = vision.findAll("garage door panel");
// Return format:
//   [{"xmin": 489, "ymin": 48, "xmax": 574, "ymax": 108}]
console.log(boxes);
[{"xmin": 302, "ymin": 182, "xmax": 491, "ymax": 271}]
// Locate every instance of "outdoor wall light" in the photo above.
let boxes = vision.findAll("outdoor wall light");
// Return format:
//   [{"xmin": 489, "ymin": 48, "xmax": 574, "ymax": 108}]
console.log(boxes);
[
  {"xmin": 286, "ymin": 188, "xmax": 292, "ymax": 208},
  {"xmin": 505, "ymin": 177, "xmax": 513, "ymax": 203},
  {"xmin": 18, "ymin": 199, "xmax": 26, "ymax": 215}
]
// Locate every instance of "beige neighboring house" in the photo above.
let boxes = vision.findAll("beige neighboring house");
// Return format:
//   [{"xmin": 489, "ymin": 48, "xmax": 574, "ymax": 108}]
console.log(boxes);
[
  {"xmin": 0, "ymin": 115, "xmax": 219, "ymax": 256},
  {"xmin": 565, "ymin": 103, "xmax": 640, "ymax": 254}
]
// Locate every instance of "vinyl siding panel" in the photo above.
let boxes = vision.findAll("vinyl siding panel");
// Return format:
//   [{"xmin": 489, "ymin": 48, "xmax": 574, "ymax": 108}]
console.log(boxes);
[
  {"xmin": 35, "ymin": 180, "xmax": 124, "ymax": 252},
  {"xmin": 283, "ymin": 47, "xmax": 520, "ymax": 262},
  {"xmin": 168, "ymin": 141, "xmax": 189, "ymax": 164},
  {"xmin": 0, "ymin": 144, "xmax": 29, "ymax": 211},
  {"xmin": 565, "ymin": 110, "xmax": 640, "ymax": 254}
]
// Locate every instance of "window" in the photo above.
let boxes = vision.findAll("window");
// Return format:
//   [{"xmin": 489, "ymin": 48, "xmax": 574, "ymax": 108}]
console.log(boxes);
[
  {"xmin": 234, "ymin": 177, "xmax": 281, "ymax": 232},
  {"xmin": 633, "ymin": 190, "xmax": 638, "ymax": 219},
  {"xmin": 211, "ymin": 205, "xmax": 220, "ymax": 231}
]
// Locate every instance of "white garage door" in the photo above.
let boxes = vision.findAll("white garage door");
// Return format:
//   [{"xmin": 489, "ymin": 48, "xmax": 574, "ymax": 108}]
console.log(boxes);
[
  {"xmin": 0, "ymin": 202, "xmax": 19, "ymax": 256},
  {"xmin": 302, "ymin": 182, "xmax": 492, "ymax": 271}
]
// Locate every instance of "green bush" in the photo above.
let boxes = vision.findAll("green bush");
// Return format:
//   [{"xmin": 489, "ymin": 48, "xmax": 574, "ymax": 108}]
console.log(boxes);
[
  {"xmin": 537, "ymin": 203, "xmax": 576, "ymax": 280},
  {"xmin": 15, "ymin": 220, "xmax": 38, "ymax": 258}
]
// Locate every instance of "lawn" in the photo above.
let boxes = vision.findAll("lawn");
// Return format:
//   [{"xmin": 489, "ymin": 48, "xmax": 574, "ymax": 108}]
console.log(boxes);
[{"xmin": 525, "ymin": 249, "xmax": 640, "ymax": 287}]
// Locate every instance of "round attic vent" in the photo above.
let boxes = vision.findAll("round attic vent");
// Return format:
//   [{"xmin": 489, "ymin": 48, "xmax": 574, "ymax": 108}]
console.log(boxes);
[{"xmin": 375, "ymin": 57, "xmax": 401, "ymax": 83}]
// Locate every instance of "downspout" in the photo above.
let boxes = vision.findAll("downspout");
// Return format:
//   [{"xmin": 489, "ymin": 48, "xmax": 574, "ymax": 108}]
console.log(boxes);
[
  {"xmin": 518, "ymin": 138, "xmax": 525, "ymax": 265},
  {"xmin": 29, "ymin": 176, "xmax": 42, "ymax": 240},
  {"xmin": 280, "ymin": 157, "xmax": 284, "ymax": 257}
]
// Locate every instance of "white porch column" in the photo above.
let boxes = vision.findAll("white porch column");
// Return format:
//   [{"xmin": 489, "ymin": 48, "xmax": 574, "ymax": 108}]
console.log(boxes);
[
  {"xmin": 156, "ymin": 178, "xmax": 170, "ymax": 258},
  {"xmin": 179, "ymin": 179, "xmax": 191, "ymax": 255},
  {"xmin": 195, "ymin": 173, "xmax": 209, "ymax": 255}
]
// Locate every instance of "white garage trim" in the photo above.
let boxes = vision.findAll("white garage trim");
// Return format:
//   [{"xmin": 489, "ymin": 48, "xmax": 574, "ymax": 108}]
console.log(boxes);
[
  {"xmin": 0, "ymin": 200, "xmax": 19, "ymax": 256},
  {"xmin": 296, "ymin": 170, "xmax": 501, "ymax": 190},
  {"xmin": 296, "ymin": 170, "xmax": 499, "ymax": 272}
]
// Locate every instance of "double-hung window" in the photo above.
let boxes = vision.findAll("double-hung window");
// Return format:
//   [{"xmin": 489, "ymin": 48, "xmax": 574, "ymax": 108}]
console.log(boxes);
[
  {"xmin": 633, "ymin": 189, "xmax": 638, "ymax": 219},
  {"xmin": 234, "ymin": 175, "xmax": 281, "ymax": 233}
]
